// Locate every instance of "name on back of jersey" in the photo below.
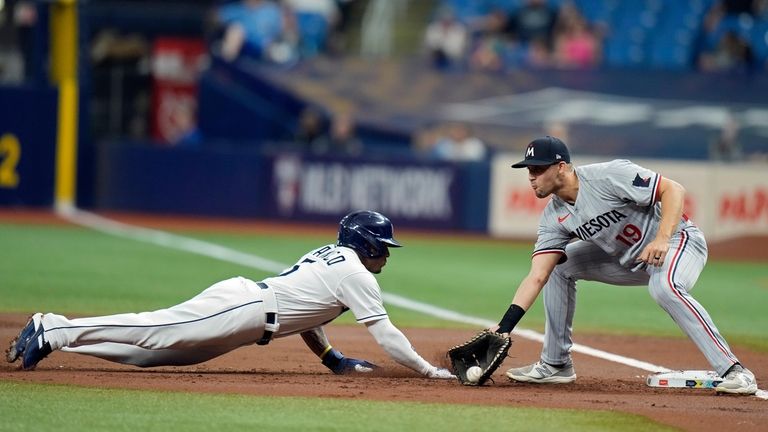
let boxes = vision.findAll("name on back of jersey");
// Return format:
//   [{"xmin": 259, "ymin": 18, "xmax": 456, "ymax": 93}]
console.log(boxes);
[{"xmin": 313, "ymin": 245, "xmax": 346, "ymax": 266}]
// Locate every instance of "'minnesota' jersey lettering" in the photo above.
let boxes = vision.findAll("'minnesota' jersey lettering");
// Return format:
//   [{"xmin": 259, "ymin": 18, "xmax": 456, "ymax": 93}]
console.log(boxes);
[{"xmin": 570, "ymin": 210, "xmax": 628, "ymax": 240}]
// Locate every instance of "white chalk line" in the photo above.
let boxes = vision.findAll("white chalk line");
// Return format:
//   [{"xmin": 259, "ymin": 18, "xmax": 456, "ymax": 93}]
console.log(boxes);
[{"xmin": 59, "ymin": 208, "xmax": 766, "ymax": 400}]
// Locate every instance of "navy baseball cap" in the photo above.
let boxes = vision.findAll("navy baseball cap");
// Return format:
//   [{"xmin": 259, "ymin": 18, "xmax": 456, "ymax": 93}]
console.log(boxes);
[{"xmin": 511, "ymin": 136, "xmax": 571, "ymax": 168}]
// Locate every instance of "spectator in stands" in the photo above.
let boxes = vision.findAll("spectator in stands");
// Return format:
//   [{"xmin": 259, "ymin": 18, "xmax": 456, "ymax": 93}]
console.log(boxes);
[
  {"xmin": 720, "ymin": 0, "xmax": 756, "ymax": 15},
  {"xmin": 424, "ymin": 6, "xmax": 469, "ymax": 70},
  {"xmin": 698, "ymin": 30, "xmax": 756, "ymax": 72},
  {"xmin": 215, "ymin": 0, "xmax": 297, "ymax": 64},
  {"xmin": 432, "ymin": 122, "xmax": 488, "ymax": 162},
  {"xmin": 294, "ymin": 106, "xmax": 327, "ymax": 150},
  {"xmin": 0, "ymin": 0, "xmax": 37, "ymax": 83},
  {"xmin": 756, "ymin": 0, "xmax": 768, "ymax": 18},
  {"xmin": 469, "ymin": 36, "xmax": 504, "ymax": 71},
  {"xmin": 709, "ymin": 114, "xmax": 745, "ymax": 162},
  {"xmin": 524, "ymin": 36, "xmax": 553, "ymax": 69},
  {"xmin": 467, "ymin": 13, "xmax": 529, "ymax": 72},
  {"xmin": 412, "ymin": 122, "xmax": 443, "ymax": 159},
  {"xmin": 310, "ymin": 110, "xmax": 363, "ymax": 156},
  {"xmin": 168, "ymin": 102, "xmax": 203, "ymax": 148},
  {"xmin": 283, "ymin": 0, "xmax": 340, "ymax": 58},
  {"xmin": 327, "ymin": 0, "xmax": 358, "ymax": 54},
  {"xmin": 551, "ymin": 6, "xmax": 601, "ymax": 69},
  {"xmin": 458, "ymin": 3, "xmax": 509, "ymax": 36},
  {"xmin": 504, "ymin": 0, "xmax": 558, "ymax": 49}
]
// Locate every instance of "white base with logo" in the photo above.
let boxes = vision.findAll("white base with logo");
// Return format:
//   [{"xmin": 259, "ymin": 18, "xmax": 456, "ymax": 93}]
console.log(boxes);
[{"xmin": 646, "ymin": 370, "xmax": 722, "ymax": 389}]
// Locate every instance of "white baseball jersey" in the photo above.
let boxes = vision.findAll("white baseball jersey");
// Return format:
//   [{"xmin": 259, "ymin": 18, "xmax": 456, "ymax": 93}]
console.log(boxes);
[
  {"xmin": 530, "ymin": 159, "xmax": 741, "ymax": 375},
  {"xmin": 265, "ymin": 244, "xmax": 388, "ymax": 337}
]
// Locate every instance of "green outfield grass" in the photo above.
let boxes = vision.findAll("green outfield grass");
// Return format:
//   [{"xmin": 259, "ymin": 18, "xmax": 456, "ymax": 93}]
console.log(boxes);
[
  {"xmin": 1, "ymin": 222, "xmax": 767, "ymax": 350},
  {"xmin": 0, "ymin": 381, "xmax": 673, "ymax": 432},
  {"xmin": 1, "ymin": 220, "xmax": 766, "ymax": 431}
]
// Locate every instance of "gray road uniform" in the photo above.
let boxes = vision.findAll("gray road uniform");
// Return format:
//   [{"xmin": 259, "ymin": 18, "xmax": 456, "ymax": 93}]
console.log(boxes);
[{"xmin": 534, "ymin": 159, "xmax": 740, "ymax": 375}]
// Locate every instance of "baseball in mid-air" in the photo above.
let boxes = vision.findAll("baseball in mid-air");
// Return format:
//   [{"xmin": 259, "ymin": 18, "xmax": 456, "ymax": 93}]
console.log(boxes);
[{"xmin": 466, "ymin": 366, "xmax": 483, "ymax": 383}]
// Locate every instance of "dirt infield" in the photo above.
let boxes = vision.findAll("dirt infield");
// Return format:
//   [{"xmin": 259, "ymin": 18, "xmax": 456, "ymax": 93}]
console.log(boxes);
[
  {"xmin": 1, "ymin": 315, "xmax": 766, "ymax": 431},
  {"xmin": 2, "ymin": 209, "xmax": 767, "ymax": 430}
]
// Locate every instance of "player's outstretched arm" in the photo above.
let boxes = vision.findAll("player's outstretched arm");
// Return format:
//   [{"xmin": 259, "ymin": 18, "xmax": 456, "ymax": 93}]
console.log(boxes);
[
  {"xmin": 300, "ymin": 327, "xmax": 377, "ymax": 374},
  {"xmin": 495, "ymin": 252, "xmax": 561, "ymax": 335},
  {"xmin": 365, "ymin": 318, "xmax": 455, "ymax": 379}
]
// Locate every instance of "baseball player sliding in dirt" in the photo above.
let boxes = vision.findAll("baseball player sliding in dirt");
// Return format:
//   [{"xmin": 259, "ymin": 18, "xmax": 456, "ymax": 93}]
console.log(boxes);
[
  {"xmin": 492, "ymin": 136, "xmax": 758, "ymax": 395},
  {"xmin": 6, "ymin": 211, "xmax": 454, "ymax": 380}
]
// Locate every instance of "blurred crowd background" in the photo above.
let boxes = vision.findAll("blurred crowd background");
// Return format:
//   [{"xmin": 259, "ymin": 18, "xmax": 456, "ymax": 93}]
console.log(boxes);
[
  {"xmin": 202, "ymin": 0, "xmax": 768, "ymax": 74},
  {"xmin": 0, "ymin": 0, "xmax": 766, "ymax": 162},
  {"xmin": 1, "ymin": 0, "xmax": 767, "ymax": 233}
]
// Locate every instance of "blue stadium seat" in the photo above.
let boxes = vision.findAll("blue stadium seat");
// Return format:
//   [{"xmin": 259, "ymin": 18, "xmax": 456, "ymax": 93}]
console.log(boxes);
[
  {"xmin": 648, "ymin": 37, "xmax": 694, "ymax": 70},
  {"xmin": 751, "ymin": 21, "xmax": 768, "ymax": 65},
  {"xmin": 488, "ymin": 0, "xmax": 522, "ymax": 14},
  {"xmin": 440, "ymin": 0, "xmax": 494, "ymax": 24},
  {"xmin": 447, "ymin": 0, "xmax": 763, "ymax": 72},
  {"xmin": 576, "ymin": 1, "xmax": 616, "ymax": 29},
  {"xmin": 604, "ymin": 38, "xmax": 646, "ymax": 68},
  {"xmin": 295, "ymin": 12, "xmax": 329, "ymax": 58}
]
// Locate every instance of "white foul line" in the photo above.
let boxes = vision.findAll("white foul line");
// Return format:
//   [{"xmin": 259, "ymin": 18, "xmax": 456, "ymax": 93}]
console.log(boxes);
[
  {"xmin": 62, "ymin": 208, "xmax": 287, "ymax": 274},
  {"xmin": 60, "ymin": 208, "xmax": 767, "ymax": 400}
]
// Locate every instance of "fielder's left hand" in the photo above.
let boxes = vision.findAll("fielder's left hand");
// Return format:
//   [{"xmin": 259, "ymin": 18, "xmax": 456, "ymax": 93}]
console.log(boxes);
[{"xmin": 637, "ymin": 237, "xmax": 669, "ymax": 267}]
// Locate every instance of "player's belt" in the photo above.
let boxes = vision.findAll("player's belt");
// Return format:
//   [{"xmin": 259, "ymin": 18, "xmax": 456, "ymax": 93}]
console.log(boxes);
[{"xmin": 256, "ymin": 281, "xmax": 279, "ymax": 345}]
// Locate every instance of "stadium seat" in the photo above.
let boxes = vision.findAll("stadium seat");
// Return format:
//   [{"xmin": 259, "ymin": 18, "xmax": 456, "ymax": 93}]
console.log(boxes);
[
  {"xmin": 295, "ymin": 12, "xmax": 329, "ymax": 58},
  {"xmin": 648, "ymin": 37, "xmax": 694, "ymax": 70},
  {"xmin": 750, "ymin": 21, "xmax": 768, "ymax": 65},
  {"xmin": 439, "ymin": 0, "xmax": 494, "ymax": 25},
  {"xmin": 604, "ymin": 38, "xmax": 646, "ymax": 68}
]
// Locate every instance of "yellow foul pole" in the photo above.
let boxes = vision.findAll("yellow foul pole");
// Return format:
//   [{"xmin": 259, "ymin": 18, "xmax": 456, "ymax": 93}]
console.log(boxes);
[{"xmin": 50, "ymin": 0, "xmax": 79, "ymax": 213}]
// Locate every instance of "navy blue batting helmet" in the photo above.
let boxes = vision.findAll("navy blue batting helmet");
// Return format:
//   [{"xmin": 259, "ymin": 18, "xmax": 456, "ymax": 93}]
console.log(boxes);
[{"xmin": 337, "ymin": 211, "xmax": 402, "ymax": 258}]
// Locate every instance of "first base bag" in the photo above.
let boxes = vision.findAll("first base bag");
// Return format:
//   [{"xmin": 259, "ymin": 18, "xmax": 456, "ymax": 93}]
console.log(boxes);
[{"xmin": 646, "ymin": 370, "xmax": 723, "ymax": 389}]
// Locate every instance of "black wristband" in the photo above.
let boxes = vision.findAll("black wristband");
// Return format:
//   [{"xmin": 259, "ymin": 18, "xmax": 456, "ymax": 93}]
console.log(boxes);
[{"xmin": 497, "ymin": 304, "xmax": 525, "ymax": 334}]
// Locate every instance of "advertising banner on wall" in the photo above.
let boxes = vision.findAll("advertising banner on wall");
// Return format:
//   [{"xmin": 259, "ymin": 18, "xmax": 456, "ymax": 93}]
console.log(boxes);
[
  {"xmin": 489, "ymin": 154, "xmax": 768, "ymax": 243},
  {"xmin": 151, "ymin": 38, "xmax": 207, "ymax": 145},
  {"xmin": 269, "ymin": 154, "xmax": 462, "ymax": 229},
  {"xmin": 713, "ymin": 165, "xmax": 768, "ymax": 239}
]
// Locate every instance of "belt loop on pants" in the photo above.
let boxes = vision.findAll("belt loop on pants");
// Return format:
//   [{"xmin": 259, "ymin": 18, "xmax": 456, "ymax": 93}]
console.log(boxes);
[{"xmin": 256, "ymin": 281, "xmax": 279, "ymax": 345}]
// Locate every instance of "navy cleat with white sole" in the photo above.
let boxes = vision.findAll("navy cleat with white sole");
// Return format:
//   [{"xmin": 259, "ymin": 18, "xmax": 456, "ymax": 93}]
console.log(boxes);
[
  {"xmin": 21, "ymin": 318, "xmax": 52, "ymax": 370},
  {"xmin": 5, "ymin": 313, "xmax": 43, "ymax": 363}
]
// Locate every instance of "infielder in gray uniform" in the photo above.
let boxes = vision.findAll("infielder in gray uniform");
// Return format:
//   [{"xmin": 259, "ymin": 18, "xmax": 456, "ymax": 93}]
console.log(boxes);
[
  {"xmin": 6, "ymin": 211, "xmax": 454, "ymax": 380},
  {"xmin": 493, "ymin": 136, "xmax": 758, "ymax": 395}
]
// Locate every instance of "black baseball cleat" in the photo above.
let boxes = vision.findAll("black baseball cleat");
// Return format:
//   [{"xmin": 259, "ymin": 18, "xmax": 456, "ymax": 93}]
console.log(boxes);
[
  {"xmin": 21, "ymin": 315, "xmax": 52, "ymax": 370},
  {"xmin": 5, "ymin": 313, "xmax": 43, "ymax": 363}
]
